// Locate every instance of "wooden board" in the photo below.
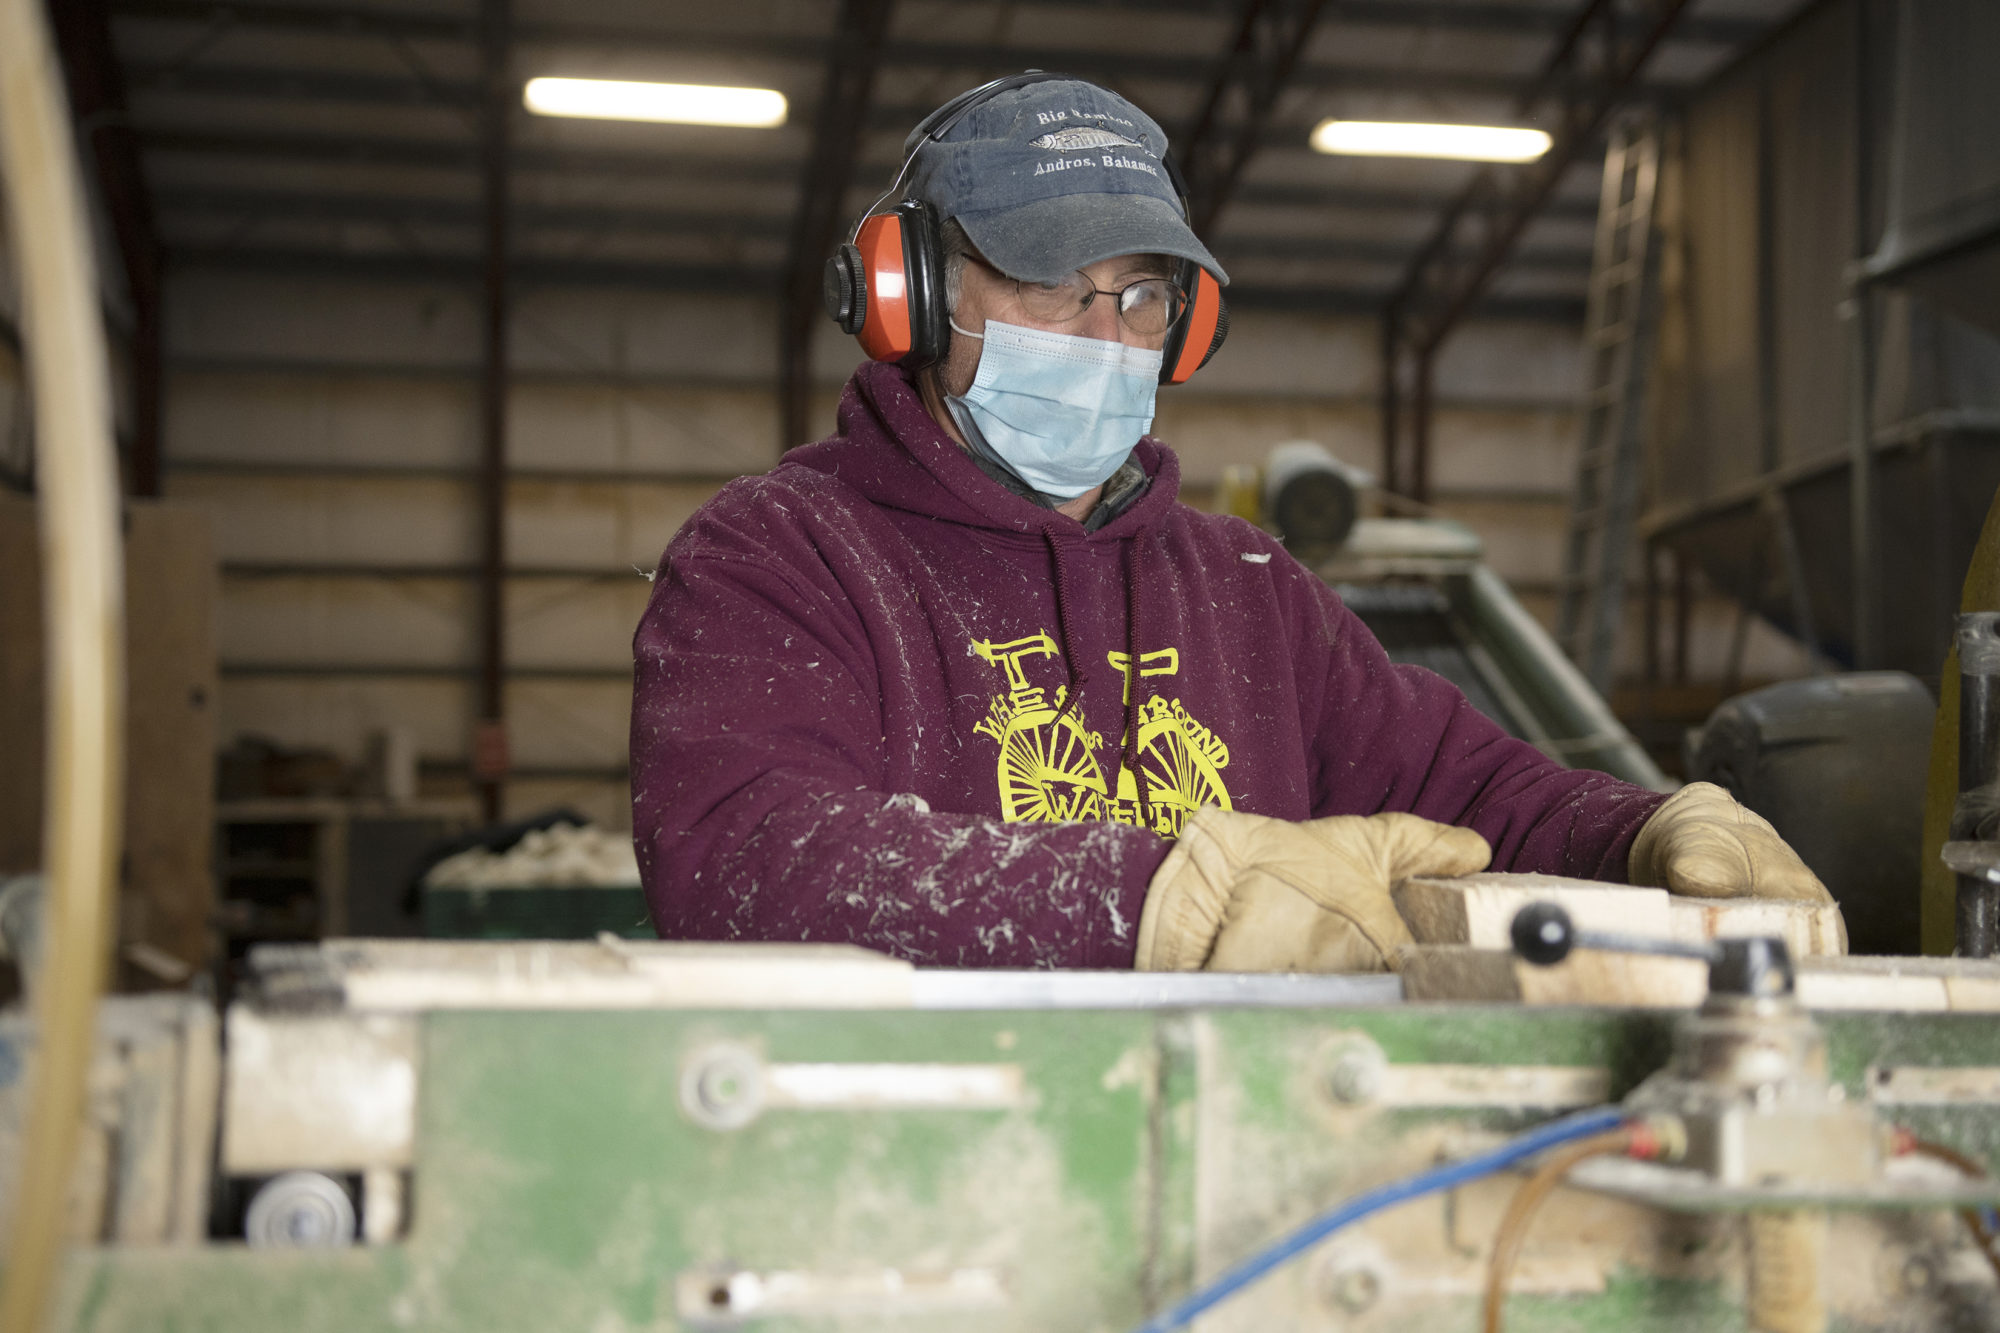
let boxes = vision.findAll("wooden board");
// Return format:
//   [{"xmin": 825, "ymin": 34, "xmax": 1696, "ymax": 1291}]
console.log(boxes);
[
  {"xmin": 1394, "ymin": 873, "xmax": 1671, "ymax": 949},
  {"xmin": 1667, "ymin": 896, "xmax": 1847, "ymax": 961},
  {"xmin": 1400, "ymin": 946, "xmax": 2000, "ymax": 1011},
  {"xmin": 122, "ymin": 504, "xmax": 219, "ymax": 980},
  {"xmin": 1397, "ymin": 872, "xmax": 1846, "ymax": 959},
  {"xmin": 0, "ymin": 496, "xmax": 219, "ymax": 983},
  {"xmin": 1399, "ymin": 945, "xmax": 1708, "ymax": 1007}
]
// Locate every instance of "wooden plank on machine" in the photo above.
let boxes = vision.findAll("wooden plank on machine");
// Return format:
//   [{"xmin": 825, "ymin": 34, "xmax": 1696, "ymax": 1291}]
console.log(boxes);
[
  {"xmin": 1668, "ymin": 896, "xmax": 1847, "ymax": 960},
  {"xmin": 1400, "ymin": 951, "xmax": 2000, "ymax": 1011},
  {"xmin": 1394, "ymin": 873, "xmax": 1670, "ymax": 948},
  {"xmin": 1396, "ymin": 872, "xmax": 1846, "ymax": 959},
  {"xmin": 1398, "ymin": 944, "xmax": 1708, "ymax": 1007}
]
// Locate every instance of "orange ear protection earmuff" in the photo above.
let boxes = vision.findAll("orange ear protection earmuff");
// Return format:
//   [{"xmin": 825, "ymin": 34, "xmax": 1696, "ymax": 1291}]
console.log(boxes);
[
  {"xmin": 1156, "ymin": 151, "xmax": 1230, "ymax": 387},
  {"xmin": 823, "ymin": 198, "xmax": 948, "ymax": 367},
  {"xmin": 823, "ymin": 72, "xmax": 1228, "ymax": 385},
  {"xmin": 1159, "ymin": 263, "xmax": 1228, "ymax": 385}
]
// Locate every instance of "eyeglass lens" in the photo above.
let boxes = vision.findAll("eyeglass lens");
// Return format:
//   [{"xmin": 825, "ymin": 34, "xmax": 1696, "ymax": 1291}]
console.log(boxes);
[{"xmin": 1016, "ymin": 273, "xmax": 1187, "ymax": 335}]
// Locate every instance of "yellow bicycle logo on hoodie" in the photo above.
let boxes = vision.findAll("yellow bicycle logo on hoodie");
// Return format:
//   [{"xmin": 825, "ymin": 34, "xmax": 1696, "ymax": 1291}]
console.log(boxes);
[{"xmin": 970, "ymin": 632, "xmax": 1231, "ymax": 838}]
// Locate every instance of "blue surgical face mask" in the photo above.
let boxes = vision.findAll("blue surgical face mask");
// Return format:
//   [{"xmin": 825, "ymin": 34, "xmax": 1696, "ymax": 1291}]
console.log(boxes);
[{"xmin": 944, "ymin": 319, "xmax": 1162, "ymax": 501}]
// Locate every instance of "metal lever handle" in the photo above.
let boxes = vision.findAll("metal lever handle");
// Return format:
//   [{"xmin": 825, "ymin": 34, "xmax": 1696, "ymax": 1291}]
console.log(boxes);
[{"xmin": 1509, "ymin": 902, "xmax": 1795, "ymax": 998}]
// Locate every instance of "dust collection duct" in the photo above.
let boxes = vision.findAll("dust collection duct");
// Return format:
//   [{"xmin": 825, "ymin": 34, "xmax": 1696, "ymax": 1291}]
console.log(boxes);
[
  {"xmin": 1644, "ymin": 0, "xmax": 2000, "ymax": 681},
  {"xmin": 1861, "ymin": 0, "xmax": 2000, "ymax": 337}
]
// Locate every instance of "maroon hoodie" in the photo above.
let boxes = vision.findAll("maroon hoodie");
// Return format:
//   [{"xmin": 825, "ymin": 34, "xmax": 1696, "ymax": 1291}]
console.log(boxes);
[{"xmin": 630, "ymin": 361, "xmax": 1667, "ymax": 967}]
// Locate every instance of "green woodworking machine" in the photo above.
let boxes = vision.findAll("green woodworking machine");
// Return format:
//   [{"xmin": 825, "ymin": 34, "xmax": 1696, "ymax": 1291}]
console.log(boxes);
[{"xmin": 18, "ymin": 920, "xmax": 2000, "ymax": 1333}]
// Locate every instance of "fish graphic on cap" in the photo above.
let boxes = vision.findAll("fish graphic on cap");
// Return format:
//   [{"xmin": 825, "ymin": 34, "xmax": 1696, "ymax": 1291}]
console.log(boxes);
[{"xmin": 1029, "ymin": 127, "xmax": 1144, "ymax": 152}]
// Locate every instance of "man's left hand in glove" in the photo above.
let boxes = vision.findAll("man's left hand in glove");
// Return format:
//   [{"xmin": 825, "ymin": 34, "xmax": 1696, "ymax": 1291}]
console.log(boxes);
[{"xmin": 1627, "ymin": 781, "xmax": 1834, "ymax": 903}]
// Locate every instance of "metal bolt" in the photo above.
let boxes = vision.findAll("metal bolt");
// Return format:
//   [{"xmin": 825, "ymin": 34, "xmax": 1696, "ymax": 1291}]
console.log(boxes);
[
  {"xmin": 679, "ymin": 1043, "xmax": 766, "ymax": 1130},
  {"xmin": 1324, "ymin": 1039, "xmax": 1387, "ymax": 1106},
  {"xmin": 244, "ymin": 1172, "xmax": 356, "ymax": 1249},
  {"xmin": 1322, "ymin": 1261, "xmax": 1382, "ymax": 1313},
  {"xmin": 698, "ymin": 1065, "xmax": 743, "ymax": 1111}
]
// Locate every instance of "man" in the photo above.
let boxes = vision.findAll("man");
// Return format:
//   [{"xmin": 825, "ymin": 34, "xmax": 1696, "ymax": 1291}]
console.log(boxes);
[{"xmin": 630, "ymin": 76, "xmax": 1833, "ymax": 972}]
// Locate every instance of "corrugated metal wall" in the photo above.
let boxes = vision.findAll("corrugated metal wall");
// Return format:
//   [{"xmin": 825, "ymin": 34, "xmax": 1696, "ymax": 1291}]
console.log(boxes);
[
  {"xmin": 1662, "ymin": 0, "xmax": 1862, "ymax": 501},
  {"xmin": 1870, "ymin": 0, "xmax": 2000, "ymax": 335},
  {"xmin": 1648, "ymin": 0, "xmax": 2000, "ymax": 677},
  {"xmin": 156, "ymin": 268, "xmax": 1629, "ymax": 826}
]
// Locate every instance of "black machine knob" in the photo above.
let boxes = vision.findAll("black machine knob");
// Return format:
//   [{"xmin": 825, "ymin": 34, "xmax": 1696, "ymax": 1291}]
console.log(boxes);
[
  {"xmin": 1510, "ymin": 900, "xmax": 1576, "ymax": 966},
  {"xmin": 823, "ymin": 245, "xmax": 868, "ymax": 334},
  {"xmin": 1507, "ymin": 902, "xmax": 1795, "ymax": 999}
]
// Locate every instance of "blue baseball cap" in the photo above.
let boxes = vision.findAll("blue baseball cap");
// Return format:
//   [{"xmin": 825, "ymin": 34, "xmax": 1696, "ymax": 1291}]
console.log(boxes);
[{"xmin": 904, "ymin": 76, "xmax": 1228, "ymax": 286}]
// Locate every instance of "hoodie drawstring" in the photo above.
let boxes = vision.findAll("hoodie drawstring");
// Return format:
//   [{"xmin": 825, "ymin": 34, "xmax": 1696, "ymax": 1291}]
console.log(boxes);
[
  {"xmin": 1123, "ymin": 534, "xmax": 1155, "ymax": 834},
  {"xmin": 1044, "ymin": 526, "xmax": 1156, "ymax": 835},
  {"xmin": 1045, "ymin": 531, "xmax": 1088, "ymax": 728}
]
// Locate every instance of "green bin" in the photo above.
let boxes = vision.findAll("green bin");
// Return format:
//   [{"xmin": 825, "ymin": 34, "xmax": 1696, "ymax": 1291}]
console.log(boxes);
[{"xmin": 421, "ymin": 883, "xmax": 654, "ymax": 940}]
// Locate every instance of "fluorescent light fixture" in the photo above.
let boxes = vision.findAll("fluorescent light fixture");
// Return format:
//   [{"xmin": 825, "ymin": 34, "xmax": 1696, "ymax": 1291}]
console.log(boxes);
[
  {"xmin": 1309, "ymin": 119, "xmax": 1552, "ymax": 163},
  {"xmin": 523, "ymin": 77, "xmax": 787, "ymax": 128}
]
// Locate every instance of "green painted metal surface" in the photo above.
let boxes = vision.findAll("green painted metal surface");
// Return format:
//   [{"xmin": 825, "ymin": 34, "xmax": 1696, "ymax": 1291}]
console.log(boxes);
[{"xmin": 52, "ymin": 1004, "xmax": 2000, "ymax": 1331}]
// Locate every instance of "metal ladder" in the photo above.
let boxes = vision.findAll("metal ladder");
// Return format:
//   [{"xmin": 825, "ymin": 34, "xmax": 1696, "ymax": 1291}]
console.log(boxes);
[{"xmin": 1558, "ymin": 114, "xmax": 1663, "ymax": 693}]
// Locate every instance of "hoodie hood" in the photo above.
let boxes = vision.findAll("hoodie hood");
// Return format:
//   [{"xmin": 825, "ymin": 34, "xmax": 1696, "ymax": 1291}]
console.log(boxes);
[{"xmin": 783, "ymin": 361, "xmax": 1183, "ymax": 544}]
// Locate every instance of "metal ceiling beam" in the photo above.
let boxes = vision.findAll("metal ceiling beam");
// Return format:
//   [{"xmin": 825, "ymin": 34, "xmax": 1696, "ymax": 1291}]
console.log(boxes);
[
  {"xmin": 154, "ymin": 187, "xmax": 794, "ymax": 239},
  {"xmin": 780, "ymin": 0, "xmax": 895, "ymax": 454},
  {"xmin": 932, "ymin": 0, "xmax": 1754, "ymax": 43},
  {"xmin": 141, "ymin": 128, "xmax": 1606, "ymax": 220},
  {"xmin": 170, "ymin": 246, "xmax": 780, "ymax": 293},
  {"xmin": 107, "ymin": 0, "xmax": 1766, "ymax": 53},
  {"xmin": 1241, "ymin": 287, "xmax": 1582, "ymax": 321},
  {"xmin": 1219, "ymin": 234, "xmax": 1590, "ymax": 275},
  {"xmin": 142, "ymin": 127, "xmax": 806, "ymax": 183},
  {"xmin": 1377, "ymin": 0, "xmax": 1692, "ymax": 503},
  {"xmin": 1178, "ymin": 0, "xmax": 1333, "ymax": 236},
  {"xmin": 151, "ymin": 185, "xmax": 1595, "ymax": 272},
  {"xmin": 49, "ymin": 0, "xmax": 165, "ymax": 497},
  {"xmin": 128, "ymin": 62, "xmax": 475, "ymax": 106},
  {"xmin": 122, "ymin": 56, "xmax": 1674, "ymax": 116},
  {"xmin": 1143, "ymin": 0, "xmax": 1754, "ymax": 42},
  {"xmin": 937, "ymin": 0, "xmax": 1755, "ymax": 44},
  {"xmin": 1233, "ymin": 179, "xmax": 1597, "ymax": 221},
  {"xmin": 164, "ymin": 244, "xmax": 1582, "ymax": 322}
]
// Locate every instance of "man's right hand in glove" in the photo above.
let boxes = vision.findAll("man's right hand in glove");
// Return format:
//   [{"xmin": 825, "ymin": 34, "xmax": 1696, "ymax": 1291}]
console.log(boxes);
[{"xmin": 1134, "ymin": 808, "xmax": 1491, "ymax": 974}]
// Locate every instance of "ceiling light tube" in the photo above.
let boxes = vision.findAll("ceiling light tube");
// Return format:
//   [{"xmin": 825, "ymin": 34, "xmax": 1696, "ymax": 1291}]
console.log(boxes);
[
  {"xmin": 524, "ymin": 77, "xmax": 787, "ymax": 128},
  {"xmin": 1309, "ymin": 119, "xmax": 1552, "ymax": 163}
]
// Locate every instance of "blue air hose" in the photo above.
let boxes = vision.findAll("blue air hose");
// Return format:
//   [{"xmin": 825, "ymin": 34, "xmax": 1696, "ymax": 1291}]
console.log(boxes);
[{"xmin": 1127, "ymin": 1105, "xmax": 1630, "ymax": 1333}]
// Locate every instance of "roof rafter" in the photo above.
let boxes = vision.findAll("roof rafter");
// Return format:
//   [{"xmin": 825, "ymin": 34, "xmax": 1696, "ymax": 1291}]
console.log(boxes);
[
  {"xmin": 124, "ymin": 54, "xmax": 1663, "ymax": 111},
  {"xmin": 1178, "ymin": 0, "xmax": 1332, "ymax": 236},
  {"xmin": 167, "ymin": 243, "xmax": 1583, "ymax": 321},
  {"xmin": 107, "ymin": 0, "xmax": 1764, "ymax": 51},
  {"xmin": 153, "ymin": 183, "xmax": 1594, "ymax": 273},
  {"xmin": 140, "ymin": 128, "xmax": 1608, "ymax": 221},
  {"xmin": 155, "ymin": 187, "xmax": 793, "ymax": 237}
]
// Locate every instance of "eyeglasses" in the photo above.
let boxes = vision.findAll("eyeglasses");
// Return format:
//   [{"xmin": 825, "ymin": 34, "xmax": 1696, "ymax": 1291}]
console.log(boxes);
[{"xmin": 972, "ymin": 258, "xmax": 1188, "ymax": 337}]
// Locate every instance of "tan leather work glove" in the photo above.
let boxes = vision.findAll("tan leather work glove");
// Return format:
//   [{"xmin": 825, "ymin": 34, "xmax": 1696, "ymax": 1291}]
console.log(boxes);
[
  {"xmin": 1135, "ymin": 808, "xmax": 1491, "ymax": 973},
  {"xmin": 1627, "ymin": 781, "xmax": 1833, "ymax": 903}
]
